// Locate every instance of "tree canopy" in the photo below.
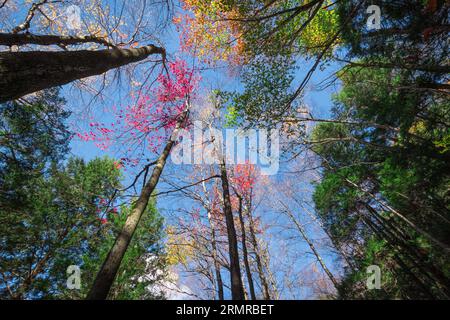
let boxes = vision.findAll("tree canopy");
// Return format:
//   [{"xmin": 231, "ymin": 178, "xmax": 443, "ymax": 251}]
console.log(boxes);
[{"xmin": 0, "ymin": 0, "xmax": 448, "ymax": 302}]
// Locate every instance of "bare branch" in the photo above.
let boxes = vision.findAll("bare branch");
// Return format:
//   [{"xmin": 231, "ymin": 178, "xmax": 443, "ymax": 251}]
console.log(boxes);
[
  {"xmin": 151, "ymin": 175, "xmax": 221, "ymax": 198},
  {"xmin": 12, "ymin": 0, "xmax": 53, "ymax": 33}
]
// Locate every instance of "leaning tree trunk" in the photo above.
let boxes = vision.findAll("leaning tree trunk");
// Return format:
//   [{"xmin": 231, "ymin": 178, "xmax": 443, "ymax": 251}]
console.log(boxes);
[
  {"xmin": 360, "ymin": 213, "xmax": 436, "ymax": 299},
  {"xmin": 87, "ymin": 107, "xmax": 186, "ymax": 300},
  {"xmin": 0, "ymin": 45, "xmax": 164, "ymax": 103},
  {"xmin": 344, "ymin": 178, "xmax": 450, "ymax": 252},
  {"xmin": 363, "ymin": 202, "xmax": 450, "ymax": 292}
]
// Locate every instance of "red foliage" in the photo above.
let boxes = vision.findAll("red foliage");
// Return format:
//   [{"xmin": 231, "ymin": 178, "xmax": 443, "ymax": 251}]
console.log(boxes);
[
  {"xmin": 231, "ymin": 163, "xmax": 257, "ymax": 197},
  {"xmin": 76, "ymin": 59, "xmax": 200, "ymax": 165}
]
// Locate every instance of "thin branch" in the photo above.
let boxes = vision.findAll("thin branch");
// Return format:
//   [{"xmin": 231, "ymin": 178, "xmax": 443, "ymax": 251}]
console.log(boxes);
[
  {"xmin": 151, "ymin": 175, "xmax": 221, "ymax": 198},
  {"xmin": 220, "ymin": 0, "xmax": 323, "ymax": 23},
  {"xmin": 0, "ymin": 0, "xmax": 8, "ymax": 9},
  {"xmin": 12, "ymin": 0, "xmax": 53, "ymax": 33}
]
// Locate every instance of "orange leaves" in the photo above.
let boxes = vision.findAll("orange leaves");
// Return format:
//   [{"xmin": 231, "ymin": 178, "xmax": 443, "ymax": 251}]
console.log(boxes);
[
  {"xmin": 174, "ymin": 0, "xmax": 247, "ymax": 65},
  {"xmin": 166, "ymin": 225, "xmax": 193, "ymax": 265}
]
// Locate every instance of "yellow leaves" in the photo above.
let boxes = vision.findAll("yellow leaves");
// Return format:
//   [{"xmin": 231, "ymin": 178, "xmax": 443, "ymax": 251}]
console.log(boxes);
[
  {"xmin": 299, "ymin": 1, "xmax": 340, "ymax": 57},
  {"xmin": 177, "ymin": 0, "xmax": 340, "ymax": 64},
  {"xmin": 433, "ymin": 134, "xmax": 450, "ymax": 154},
  {"xmin": 165, "ymin": 226, "xmax": 193, "ymax": 266},
  {"xmin": 172, "ymin": 16, "xmax": 182, "ymax": 24},
  {"xmin": 408, "ymin": 121, "xmax": 427, "ymax": 136}
]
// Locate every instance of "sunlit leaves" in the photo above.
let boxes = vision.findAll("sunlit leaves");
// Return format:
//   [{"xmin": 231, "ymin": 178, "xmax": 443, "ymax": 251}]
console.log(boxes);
[
  {"xmin": 175, "ymin": 0, "xmax": 246, "ymax": 65},
  {"xmin": 165, "ymin": 225, "xmax": 193, "ymax": 266},
  {"xmin": 176, "ymin": 0, "xmax": 341, "ymax": 64}
]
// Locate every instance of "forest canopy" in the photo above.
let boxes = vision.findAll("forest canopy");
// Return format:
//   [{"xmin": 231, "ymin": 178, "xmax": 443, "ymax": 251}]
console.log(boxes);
[{"xmin": 0, "ymin": 0, "xmax": 449, "ymax": 301}]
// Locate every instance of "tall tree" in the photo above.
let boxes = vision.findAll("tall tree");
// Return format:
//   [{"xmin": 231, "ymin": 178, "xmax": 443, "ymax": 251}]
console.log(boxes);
[
  {"xmin": 0, "ymin": 90, "xmax": 123, "ymax": 299},
  {"xmin": 0, "ymin": 0, "xmax": 171, "ymax": 102},
  {"xmin": 68, "ymin": 201, "xmax": 167, "ymax": 300},
  {"xmin": 311, "ymin": 64, "xmax": 450, "ymax": 298},
  {"xmin": 86, "ymin": 60, "xmax": 198, "ymax": 299},
  {"xmin": 0, "ymin": 45, "xmax": 165, "ymax": 103}
]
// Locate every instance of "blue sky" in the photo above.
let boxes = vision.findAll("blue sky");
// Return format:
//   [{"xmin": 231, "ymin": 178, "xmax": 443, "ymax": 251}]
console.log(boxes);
[{"xmin": 61, "ymin": 2, "xmax": 346, "ymax": 299}]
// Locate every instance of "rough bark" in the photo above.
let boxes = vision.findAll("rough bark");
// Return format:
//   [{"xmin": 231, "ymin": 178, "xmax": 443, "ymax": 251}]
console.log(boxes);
[
  {"xmin": 86, "ymin": 108, "xmax": 186, "ymax": 300},
  {"xmin": 0, "ymin": 44, "xmax": 165, "ymax": 103}
]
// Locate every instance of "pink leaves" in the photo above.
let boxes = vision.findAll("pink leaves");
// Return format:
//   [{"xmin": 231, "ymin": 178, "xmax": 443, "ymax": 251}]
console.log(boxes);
[
  {"xmin": 156, "ymin": 59, "xmax": 198, "ymax": 102},
  {"xmin": 95, "ymin": 197, "xmax": 120, "ymax": 226},
  {"xmin": 76, "ymin": 59, "xmax": 200, "ymax": 166},
  {"xmin": 122, "ymin": 59, "xmax": 199, "ymax": 152},
  {"xmin": 231, "ymin": 163, "xmax": 257, "ymax": 197},
  {"xmin": 76, "ymin": 122, "xmax": 115, "ymax": 150}
]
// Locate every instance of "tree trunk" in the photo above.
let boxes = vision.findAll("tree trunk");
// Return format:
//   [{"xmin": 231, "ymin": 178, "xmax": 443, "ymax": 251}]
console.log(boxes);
[
  {"xmin": 360, "ymin": 213, "xmax": 437, "ymax": 299},
  {"xmin": 0, "ymin": 45, "xmax": 164, "ymax": 103},
  {"xmin": 205, "ymin": 116, "xmax": 244, "ymax": 300},
  {"xmin": 201, "ymin": 175, "xmax": 224, "ymax": 300},
  {"xmin": 281, "ymin": 203, "xmax": 339, "ymax": 290},
  {"xmin": 219, "ymin": 161, "xmax": 245, "ymax": 300},
  {"xmin": 86, "ymin": 107, "xmax": 186, "ymax": 300},
  {"xmin": 247, "ymin": 208, "xmax": 271, "ymax": 300},
  {"xmin": 344, "ymin": 178, "xmax": 450, "ymax": 252},
  {"xmin": 237, "ymin": 195, "xmax": 256, "ymax": 300},
  {"xmin": 207, "ymin": 210, "xmax": 224, "ymax": 300},
  {"xmin": 362, "ymin": 203, "xmax": 450, "ymax": 298}
]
